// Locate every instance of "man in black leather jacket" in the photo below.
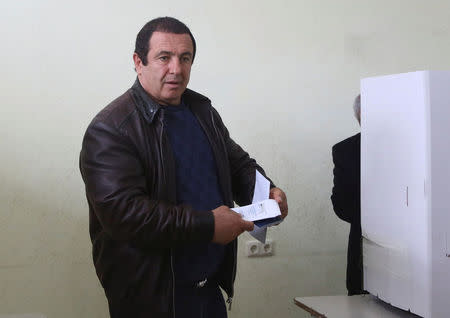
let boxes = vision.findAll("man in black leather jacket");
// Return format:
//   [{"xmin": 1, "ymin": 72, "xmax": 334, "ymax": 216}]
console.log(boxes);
[{"xmin": 79, "ymin": 17, "xmax": 287, "ymax": 318}]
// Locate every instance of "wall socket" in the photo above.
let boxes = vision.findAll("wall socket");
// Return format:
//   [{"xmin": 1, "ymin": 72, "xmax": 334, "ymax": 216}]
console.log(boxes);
[{"xmin": 245, "ymin": 240, "xmax": 274, "ymax": 257}]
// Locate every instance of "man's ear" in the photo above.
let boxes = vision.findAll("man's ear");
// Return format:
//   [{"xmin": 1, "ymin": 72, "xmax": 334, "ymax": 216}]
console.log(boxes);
[{"xmin": 133, "ymin": 53, "xmax": 142, "ymax": 74}]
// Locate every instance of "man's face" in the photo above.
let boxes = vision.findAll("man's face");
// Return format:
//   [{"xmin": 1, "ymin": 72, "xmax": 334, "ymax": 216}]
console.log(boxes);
[{"xmin": 133, "ymin": 31, "xmax": 193, "ymax": 105}]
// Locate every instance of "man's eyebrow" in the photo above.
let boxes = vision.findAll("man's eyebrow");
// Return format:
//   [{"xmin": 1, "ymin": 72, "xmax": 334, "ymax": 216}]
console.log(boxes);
[
  {"xmin": 155, "ymin": 50, "xmax": 193, "ymax": 57},
  {"xmin": 155, "ymin": 50, "xmax": 173, "ymax": 56}
]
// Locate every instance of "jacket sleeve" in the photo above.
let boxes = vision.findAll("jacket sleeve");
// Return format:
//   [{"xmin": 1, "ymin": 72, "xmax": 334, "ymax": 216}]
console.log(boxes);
[
  {"xmin": 211, "ymin": 107, "xmax": 275, "ymax": 207},
  {"xmin": 331, "ymin": 145, "xmax": 356, "ymax": 224},
  {"xmin": 79, "ymin": 120, "xmax": 214, "ymax": 248}
]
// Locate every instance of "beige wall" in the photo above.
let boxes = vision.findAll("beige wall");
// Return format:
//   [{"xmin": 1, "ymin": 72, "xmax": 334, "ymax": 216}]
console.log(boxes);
[{"xmin": 1, "ymin": 0, "xmax": 450, "ymax": 317}]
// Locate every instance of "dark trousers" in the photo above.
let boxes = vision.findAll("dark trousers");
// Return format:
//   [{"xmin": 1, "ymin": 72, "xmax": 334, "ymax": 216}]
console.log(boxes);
[
  {"xmin": 175, "ymin": 283, "xmax": 227, "ymax": 318},
  {"xmin": 107, "ymin": 282, "xmax": 227, "ymax": 318}
]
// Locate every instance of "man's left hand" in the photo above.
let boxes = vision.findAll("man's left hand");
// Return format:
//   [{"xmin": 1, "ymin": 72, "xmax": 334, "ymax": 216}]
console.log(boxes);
[{"xmin": 269, "ymin": 187, "xmax": 288, "ymax": 219}]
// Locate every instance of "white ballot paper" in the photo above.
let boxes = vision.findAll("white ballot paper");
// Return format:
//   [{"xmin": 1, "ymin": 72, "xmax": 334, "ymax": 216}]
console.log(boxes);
[
  {"xmin": 231, "ymin": 171, "xmax": 282, "ymax": 243},
  {"xmin": 235, "ymin": 199, "xmax": 280, "ymax": 222}
]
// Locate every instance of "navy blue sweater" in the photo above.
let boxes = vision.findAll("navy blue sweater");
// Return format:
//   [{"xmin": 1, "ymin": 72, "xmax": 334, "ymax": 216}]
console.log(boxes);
[{"xmin": 163, "ymin": 102, "xmax": 225, "ymax": 284}]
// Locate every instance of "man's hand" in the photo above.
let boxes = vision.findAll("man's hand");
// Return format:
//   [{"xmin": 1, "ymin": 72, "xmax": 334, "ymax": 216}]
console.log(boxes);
[
  {"xmin": 212, "ymin": 205, "xmax": 254, "ymax": 245},
  {"xmin": 270, "ymin": 187, "xmax": 288, "ymax": 219}
]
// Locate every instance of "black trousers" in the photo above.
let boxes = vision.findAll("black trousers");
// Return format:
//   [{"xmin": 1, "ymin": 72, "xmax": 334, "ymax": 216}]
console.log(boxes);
[
  {"xmin": 107, "ymin": 282, "xmax": 227, "ymax": 318},
  {"xmin": 174, "ymin": 283, "xmax": 227, "ymax": 318}
]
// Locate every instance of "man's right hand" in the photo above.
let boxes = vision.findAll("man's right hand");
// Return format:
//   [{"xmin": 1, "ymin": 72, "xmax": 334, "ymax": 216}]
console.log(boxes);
[{"xmin": 212, "ymin": 205, "xmax": 254, "ymax": 245}]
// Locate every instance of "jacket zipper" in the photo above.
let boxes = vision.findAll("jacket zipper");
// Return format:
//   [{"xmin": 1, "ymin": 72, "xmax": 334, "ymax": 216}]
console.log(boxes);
[
  {"xmin": 210, "ymin": 109, "xmax": 236, "ymax": 311},
  {"xmin": 227, "ymin": 239, "xmax": 237, "ymax": 310},
  {"xmin": 158, "ymin": 113, "xmax": 176, "ymax": 318},
  {"xmin": 171, "ymin": 249, "xmax": 176, "ymax": 318},
  {"xmin": 209, "ymin": 110, "xmax": 225, "ymax": 156},
  {"xmin": 158, "ymin": 115, "xmax": 166, "ymax": 186},
  {"xmin": 226, "ymin": 297, "xmax": 233, "ymax": 310}
]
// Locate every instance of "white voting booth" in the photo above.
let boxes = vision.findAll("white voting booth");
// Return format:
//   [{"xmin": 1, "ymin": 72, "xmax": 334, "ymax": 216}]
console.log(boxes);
[{"xmin": 361, "ymin": 71, "xmax": 450, "ymax": 317}]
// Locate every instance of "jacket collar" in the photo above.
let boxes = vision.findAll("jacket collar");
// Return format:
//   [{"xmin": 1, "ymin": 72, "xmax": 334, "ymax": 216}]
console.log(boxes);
[
  {"xmin": 130, "ymin": 78, "xmax": 211, "ymax": 124},
  {"xmin": 131, "ymin": 78, "xmax": 161, "ymax": 124}
]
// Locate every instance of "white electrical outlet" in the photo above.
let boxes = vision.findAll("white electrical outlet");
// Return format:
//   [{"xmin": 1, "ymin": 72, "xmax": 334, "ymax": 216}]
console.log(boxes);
[
  {"xmin": 245, "ymin": 240, "xmax": 260, "ymax": 257},
  {"xmin": 245, "ymin": 240, "xmax": 274, "ymax": 257},
  {"xmin": 260, "ymin": 240, "xmax": 273, "ymax": 256}
]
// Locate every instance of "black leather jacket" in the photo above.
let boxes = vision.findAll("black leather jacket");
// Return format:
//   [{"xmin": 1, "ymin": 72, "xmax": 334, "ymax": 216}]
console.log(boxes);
[{"xmin": 79, "ymin": 80, "xmax": 272, "ymax": 317}]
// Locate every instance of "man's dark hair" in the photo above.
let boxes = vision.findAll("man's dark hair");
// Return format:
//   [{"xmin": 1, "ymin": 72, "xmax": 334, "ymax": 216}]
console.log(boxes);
[{"xmin": 135, "ymin": 17, "xmax": 196, "ymax": 65}]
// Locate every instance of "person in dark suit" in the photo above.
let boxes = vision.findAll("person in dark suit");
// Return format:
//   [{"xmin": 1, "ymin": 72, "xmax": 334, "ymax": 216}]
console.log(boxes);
[{"xmin": 331, "ymin": 94, "xmax": 364, "ymax": 295}]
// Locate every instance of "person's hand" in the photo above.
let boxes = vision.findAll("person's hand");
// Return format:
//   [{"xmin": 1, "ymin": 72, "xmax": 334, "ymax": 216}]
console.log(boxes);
[
  {"xmin": 269, "ymin": 187, "xmax": 288, "ymax": 219},
  {"xmin": 212, "ymin": 205, "xmax": 254, "ymax": 244}
]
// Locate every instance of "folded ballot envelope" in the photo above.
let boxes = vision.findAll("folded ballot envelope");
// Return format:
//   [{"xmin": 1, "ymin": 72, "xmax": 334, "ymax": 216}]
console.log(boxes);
[{"xmin": 231, "ymin": 171, "xmax": 283, "ymax": 243}]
